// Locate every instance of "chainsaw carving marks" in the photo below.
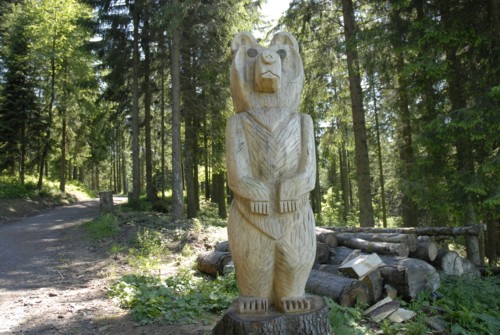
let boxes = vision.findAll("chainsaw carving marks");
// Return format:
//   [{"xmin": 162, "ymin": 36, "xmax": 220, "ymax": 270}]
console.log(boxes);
[{"xmin": 226, "ymin": 32, "xmax": 317, "ymax": 314}]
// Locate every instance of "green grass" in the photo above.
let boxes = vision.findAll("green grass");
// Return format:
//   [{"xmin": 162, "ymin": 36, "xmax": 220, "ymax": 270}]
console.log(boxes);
[{"xmin": 83, "ymin": 213, "xmax": 120, "ymax": 240}]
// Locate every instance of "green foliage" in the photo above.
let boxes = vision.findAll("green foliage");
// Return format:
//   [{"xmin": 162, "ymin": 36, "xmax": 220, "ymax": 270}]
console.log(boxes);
[
  {"xmin": 108, "ymin": 270, "xmax": 238, "ymax": 325},
  {"xmin": 326, "ymin": 298, "xmax": 373, "ymax": 335},
  {"xmin": 435, "ymin": 276, "xmax": 500, "ymax": 334},
  {"xmin": 83, "ymin": 213, "xmax": 120, "ymax": 240},
  {"xmin": 320, "ymin": 187, "xmax": 358, "ymax": 227},
  {"xmin": 0, "ymin": 176, "xmax": 38, "ymax": 199},
  {"xmin": 197, "ymin": 201, "xmax": 227, "ymax": 227},
  {"xmin": 0, "ymin": 175, "xmax": 92, "ymax": 200},
  {"xmin": 128, "ymin": 228, "xmax": 167, "ymax": 272},
  {"xmin": 323, "ymin": 274, "xmax": 500, "ymax": 335}
]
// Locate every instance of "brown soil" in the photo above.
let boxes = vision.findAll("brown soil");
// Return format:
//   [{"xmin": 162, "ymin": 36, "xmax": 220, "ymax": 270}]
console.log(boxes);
[{"xmin": 0, "ymin": 198, "xmax": 226, "ymax": 335}]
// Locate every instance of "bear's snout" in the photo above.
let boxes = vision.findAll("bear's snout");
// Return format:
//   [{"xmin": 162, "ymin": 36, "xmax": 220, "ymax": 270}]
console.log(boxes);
[{"xmin": 255, "ymin": 49, "xmax": 281, "ymax": 93}]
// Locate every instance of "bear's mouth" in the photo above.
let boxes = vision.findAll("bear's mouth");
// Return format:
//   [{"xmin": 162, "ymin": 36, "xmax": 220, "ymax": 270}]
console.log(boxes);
[
  {"xmin": 260, "ymin": 71, "xmax": 279, "ymax": 79},
  {"xmin": 256, "ymin": 71, "xmax": 280, "ymax": 93}
]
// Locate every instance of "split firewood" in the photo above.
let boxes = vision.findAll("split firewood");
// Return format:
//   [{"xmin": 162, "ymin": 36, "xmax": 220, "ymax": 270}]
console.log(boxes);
[
  {"xmin": 379, "ymin": 256, "xmax": 440, "ymax": 300},
  {"xmin": 315, "ymin": 241, "xmax": 330, "ymax": 264},
  {"xmin": 197, "ymin": 251, "xmax": 232, "ymax": 276},
  {"xmin": 306, "ymin": 269, "xmax": 369, "ymax": 307},
  {"xmin": 315, "ymin": 227, "xmax": 338, "ymax": 248},
  {"xmin": 363, "ymin": 297, "xmax": 400, "ymax": 323},
  {"xmin": 384, "ymin": 284, "xmax": 398, "ymax": 299},
  {"xmin": 362, "ymin": 269, "xmax": 383, "ymax": 304},
  {"xmin": 426, "ymin": 316, "xmax": 448, "ymax": 335},
  {"xmin": 339, "ymin": 249, "xmax": 363, "ymax": 266},
  {"xmin": 338, "ymin": 253, "xmax": 383, "ymax": 279},
  {"xmin": 334, "ymin": 232, "xmax": 417, "ymax": 253},
  {"xmin": 409, "ymin": 236, "xmax": 438, "ymax": 262},
  {"xmin": 335, "ymin": 233, "xmax": 409, "ymax": 257},
  {"xmin": 388, "ymin": 308, "xmax": 416, "ymax": 323}
]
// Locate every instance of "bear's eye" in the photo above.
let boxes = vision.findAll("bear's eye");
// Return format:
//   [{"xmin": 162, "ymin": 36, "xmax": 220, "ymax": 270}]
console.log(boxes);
[
  {"xmin": 247, "ymin": 48, "xmax": 258, "ymax": 58},
  {"xmin": 277, "ymin": 49, "xmax": 287, "ymax": 60}
]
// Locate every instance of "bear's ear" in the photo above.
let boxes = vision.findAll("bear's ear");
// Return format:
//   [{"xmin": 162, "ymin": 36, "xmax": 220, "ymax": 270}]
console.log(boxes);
[
  {"xmin": 270, "ymin": 32, "xmax": 299, "ymax": 52},
  {"xmin": 231, "ymin": 32, "xmax": 257, "ymax": 54}
]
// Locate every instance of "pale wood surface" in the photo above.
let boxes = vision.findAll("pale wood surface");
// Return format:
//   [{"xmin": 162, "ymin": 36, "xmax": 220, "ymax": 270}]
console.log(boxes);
[{"xmin": 226, "ymin": 32, "xmax": 316, "ymax": 313}]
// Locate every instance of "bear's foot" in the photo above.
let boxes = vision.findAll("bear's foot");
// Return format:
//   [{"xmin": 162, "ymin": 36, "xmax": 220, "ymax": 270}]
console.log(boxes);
[
  {"xmin": 237, "ymin": 297, "xmax": 268, "ymax": 315},
  {"xmin": 280, "ymin": 297, "xmax": 312, "ymax": 313}
]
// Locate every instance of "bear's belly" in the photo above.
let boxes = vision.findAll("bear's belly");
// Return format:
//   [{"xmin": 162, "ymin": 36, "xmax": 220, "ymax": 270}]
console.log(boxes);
[{"xmin": 242, "ymin": 111, "xmax": 302, "ymax": 183}]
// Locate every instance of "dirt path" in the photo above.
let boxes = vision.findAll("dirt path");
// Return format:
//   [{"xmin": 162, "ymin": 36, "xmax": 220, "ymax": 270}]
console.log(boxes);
[{"xmin": 0, "ymin": 198, "xmax": 212, "ymax": 335}]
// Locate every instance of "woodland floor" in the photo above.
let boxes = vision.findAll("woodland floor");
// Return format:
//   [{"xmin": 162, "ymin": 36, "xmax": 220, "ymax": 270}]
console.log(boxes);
[{"xmin": 0, "ymin": 197, "xmax": 220, "ymax": 335}]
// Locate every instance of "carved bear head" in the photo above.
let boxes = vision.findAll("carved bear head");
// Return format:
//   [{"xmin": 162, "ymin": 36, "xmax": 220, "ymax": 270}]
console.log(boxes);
[{"xmin": 230, "ymin": 32, "xmax": 304, "ymax": 113}]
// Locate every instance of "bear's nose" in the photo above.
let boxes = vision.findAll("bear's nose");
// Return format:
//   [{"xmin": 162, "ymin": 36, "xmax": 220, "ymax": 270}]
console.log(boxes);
[{"xmin": 261, "ymin": 50, "xmax": 277, "ymax": 64}]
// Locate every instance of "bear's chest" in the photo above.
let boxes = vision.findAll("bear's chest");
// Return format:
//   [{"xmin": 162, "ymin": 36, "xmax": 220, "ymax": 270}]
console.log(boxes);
[{"xmin": 241, "ymin": 111, "xmax": 302, "ymax": 181}]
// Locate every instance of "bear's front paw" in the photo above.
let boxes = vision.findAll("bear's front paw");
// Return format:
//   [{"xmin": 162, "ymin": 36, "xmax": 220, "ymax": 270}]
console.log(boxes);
[
  {"xmin": 250, "ymin": 201, "xmax": 269, "ymax": 214},
  {"xmin": 279, "ymin": 200, "xmax": 298, "ymax": 213}
]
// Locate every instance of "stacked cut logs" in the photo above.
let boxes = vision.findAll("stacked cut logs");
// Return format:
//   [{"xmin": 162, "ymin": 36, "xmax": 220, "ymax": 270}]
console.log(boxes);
[{"xmin": 197, "ymin": 227, "xmax": 480, "ymax": 313}]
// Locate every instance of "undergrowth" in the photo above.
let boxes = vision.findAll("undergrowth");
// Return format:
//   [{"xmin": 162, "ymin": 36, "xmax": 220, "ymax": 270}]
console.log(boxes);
[
  {"xmin": 108, "ymin": 269, "xmax": 238, "ymax": 325},
  {"xmin": 83, "ymin": 213, "xmax": 120, "ymax": 240},
  {"xmin": 104, "ymin": 200, "xmax": 499, "ymax": 333},
  {"xmin": 0, "ymin": 175, "xmax": 93, "ymax": 200},
  {"xmin": 325, "ymin": 274, "xmax": 500, "ymax": 335}
]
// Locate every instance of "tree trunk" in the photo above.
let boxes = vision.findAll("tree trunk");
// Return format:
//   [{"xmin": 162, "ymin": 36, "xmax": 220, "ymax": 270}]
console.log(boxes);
[
  {"xmin": 143, "ymin": 18, "xmax": 156, "ymax": 203},
  {"xmin": 486, "ymin": 218, "xmax": 497, "ymax": 266},
  {"xmin": 431, "ymin": 249, "xmax": 464, "ymax": 276},
  {"xmin": 371, "ymin": 78, "xmax": 387, "ymax": 228},
  {"xmin": 306, "ymin": 269, "xmax": 369, "ymax": 306},
  {"xmin": 38, "ymin": 35, "xmax": 56, "ymax": 191},
  {"xmin": 212, "ymin": 296, "xmax": 332, "ymax": 335},
  {"xmin": 197, "ymin": 251, "xmax": 232, "ymax": 276},
  {"xmin": 340, "ymin": 0, "xmax": 374, "ymax": 227},
  {"xmin": 328, "ymin": 225, "xmax": 483, "ymax": 236},
  {"xmin": 121, "ymin": 149, "xmax": 128, "ymax": 194},
  {"xmin": 315, "ymin": 227, "xmax": 338, "ymax": 249},
  {"xmin": 130, "ymin": 5, "xmax": 141, "ymax": 206},
  {"xmin": 315, "ymin": 242, "xmax": 330, "ymax": 264},
  {"xmin": 339, "ymin": 141, "xmax": 350, "ymax": 222},
  {"xmin": 409, "ymin": 236, "xmax": 438, "ymax": 262},
  {"xmin": 213, "ymin": 172, "xmax": 227, "ymax": 219},
  {"xmin": 59, "ymin": 107, "xmax": 67, "ymax": 192},
  {"xmin": 396, "ymin": 53, "xmax": 418, "ymax": 228},
  {"xmin": 334, "ymin": 232, "xmax": 417, "ymax": 252},
  {"xmin": 335, "ymin": 233, "xmax": 409, "ymax": 257},
  {"xmin": 170, "ymin": 0, "xmax": 184, "ymax": 221}
]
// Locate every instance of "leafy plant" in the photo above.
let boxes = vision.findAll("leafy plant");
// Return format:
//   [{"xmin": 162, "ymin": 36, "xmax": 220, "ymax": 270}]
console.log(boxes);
[
  {"xmin": 435, "ymin": 275, "xmax": 500, "ymax": 334},
  {"xmin": 109, "ymin": 269, "xmax": 238, "ymax": 325},
  {"xmin": 326, "ymin": 298, "xmax": 374, "ymax": 335}
]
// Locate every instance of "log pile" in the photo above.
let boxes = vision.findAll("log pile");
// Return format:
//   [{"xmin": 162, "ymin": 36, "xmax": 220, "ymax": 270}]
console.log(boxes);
[{"xmin": 197, "ymin": 226, "xmax": 481, "ymax": 324}]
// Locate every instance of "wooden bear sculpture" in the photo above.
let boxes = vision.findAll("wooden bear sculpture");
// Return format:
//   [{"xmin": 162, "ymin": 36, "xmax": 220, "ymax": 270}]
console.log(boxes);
[{"xmin": 226, "ymin": 32, "xmax": 316, "ymax": 314}]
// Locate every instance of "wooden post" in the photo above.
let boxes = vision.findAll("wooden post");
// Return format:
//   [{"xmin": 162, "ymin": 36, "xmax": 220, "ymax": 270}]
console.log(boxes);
[
  {"xmin": 99, "ymin": 191, "xmax": 114, "ymax": 214},
  {"xmin": 465, "ymin": 234, "xmax": 482, "ymax": 267},
  {"xmin": 486, "ymin": 220, "xmax": 497, "ymax": 266}
]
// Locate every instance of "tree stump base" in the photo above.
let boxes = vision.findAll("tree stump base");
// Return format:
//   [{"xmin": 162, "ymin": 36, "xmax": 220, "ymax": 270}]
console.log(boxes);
[
  {"xmin": 99, "ymin": 191, "xmax": 114, "ymax": 214},
  {"xmin": 212, "ymin": 295, "xmax": 333, "ymax": 335}
]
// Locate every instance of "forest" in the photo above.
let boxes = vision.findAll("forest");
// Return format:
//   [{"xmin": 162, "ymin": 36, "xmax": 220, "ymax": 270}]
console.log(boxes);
[{"xmin": 0, "ymin": 0, "xmax": 498, "ymax": 237}]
